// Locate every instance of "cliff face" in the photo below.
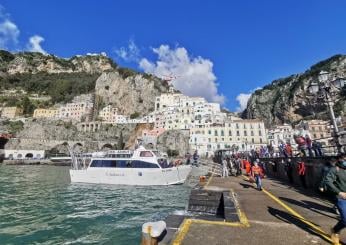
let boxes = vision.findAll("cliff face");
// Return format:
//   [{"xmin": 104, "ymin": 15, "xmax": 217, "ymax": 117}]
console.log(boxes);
[
  {"xmin": 5, "ymin": 119, "xmax": 137, "ymax": 151},
  {"xmin": 156, "ymin": 130, "xmax": 190, "ymax": 156},
  {"xmin": 95, "ymin": 71, "xmax": 169, "ymax": 116},
  {"xmin": 243, "ymin": 55, "xmax": 346, "ymax": 125},
  {"xmin": 0, "ymin": 51, "xmax": 116, "ymax": 74}
]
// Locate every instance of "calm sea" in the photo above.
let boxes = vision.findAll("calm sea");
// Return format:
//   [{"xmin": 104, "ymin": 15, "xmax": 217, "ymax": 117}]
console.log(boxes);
[{"xmin": 0, "ymin": 165, "xmax": 192, "ymax": 245}]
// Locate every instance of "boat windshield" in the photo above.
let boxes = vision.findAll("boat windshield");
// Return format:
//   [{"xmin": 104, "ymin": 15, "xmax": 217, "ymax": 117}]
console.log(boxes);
[{"xmin": 158, "ymin": 158, "xmax": 172, "ymax": 168}]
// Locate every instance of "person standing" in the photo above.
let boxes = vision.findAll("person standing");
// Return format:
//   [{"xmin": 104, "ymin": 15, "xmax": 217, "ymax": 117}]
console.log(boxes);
[
  {"xmin": 222, "ymin": 157, "xmax": 229, "ymax": 178},
  {"xmin": 192, "ymin": 150, "xmax": 199, "ymax": 166},
  {"xmin": 285, "ymin": 158, "xmax": 294, "ymax": 184},
  {"xmin": 306, "ymin": 135, "xmax": 313, "ymax": 157},
  {"xmin": 252, "ymin": 160, "xmax": 263, "ymax": 191},
  {"xmin": 297, "ymin": 159, "xmax": 307, "ymax": 188},
  {"xmin": 245, "ymin": 158, "xmax": 251, "ymax": 176},
  {"xmin": 325, "ymin": 155, "xmax": 346, "ymax": 244}
]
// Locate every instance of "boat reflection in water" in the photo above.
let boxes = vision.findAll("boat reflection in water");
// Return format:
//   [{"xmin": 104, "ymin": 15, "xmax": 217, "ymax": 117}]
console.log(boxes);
[{"xmin": 69, "ymin": 146, "xmax": 192, "ymax": 186}]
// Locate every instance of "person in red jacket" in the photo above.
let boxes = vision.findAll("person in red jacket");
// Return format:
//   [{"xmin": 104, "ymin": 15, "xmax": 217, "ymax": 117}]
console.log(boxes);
[{"xmin": 297, "ymin": 159, "xmax": 307, "ymax": 188}]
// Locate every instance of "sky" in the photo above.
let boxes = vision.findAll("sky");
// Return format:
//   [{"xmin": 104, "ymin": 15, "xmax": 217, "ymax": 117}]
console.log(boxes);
[{"xmin": 0, "ymin": 0, "xmax": 345, "ymax": 112}]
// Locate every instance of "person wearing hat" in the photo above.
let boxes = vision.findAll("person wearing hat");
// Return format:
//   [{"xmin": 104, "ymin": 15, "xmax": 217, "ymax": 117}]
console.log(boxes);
[{"xmin": 325, "ymin": 155, "xmax": 346, "ymax": 244}]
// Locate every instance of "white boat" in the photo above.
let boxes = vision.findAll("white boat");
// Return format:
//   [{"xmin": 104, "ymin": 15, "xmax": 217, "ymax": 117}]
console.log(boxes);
[{"xmin": 69, "ymin": 146, "xmax": 192, "ymax": 186}]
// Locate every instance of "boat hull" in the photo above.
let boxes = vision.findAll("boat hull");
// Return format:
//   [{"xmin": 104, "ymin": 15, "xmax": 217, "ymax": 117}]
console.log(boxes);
[{"xmin": 69, "ymin": 165, "xmax": 192, "ymax": 186}]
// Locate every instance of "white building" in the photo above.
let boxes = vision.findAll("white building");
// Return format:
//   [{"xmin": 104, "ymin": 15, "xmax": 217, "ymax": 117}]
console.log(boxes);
[
  {"xmin": 58, "ymin": 102, "xmax": 94, "ymax": 122},
  {"xmin": 189, "ymin": 119, "xmax": 267, "ymax": 157},
  {"xmin": 5, "ymin": 150, "xmax": 45, "ymax": 160},
  {"xmin": 267, "ymin": 124, "xmax": 295, "ymax": 148},
  {"xmin": 153, "ymin": 92, "xmax": 226, "ymax": 130}
]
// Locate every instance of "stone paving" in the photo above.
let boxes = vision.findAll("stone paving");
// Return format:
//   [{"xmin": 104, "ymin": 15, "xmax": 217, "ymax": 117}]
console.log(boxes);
[{"xmin": 172, "ymin": 175, "xmax": 345, "ymax": 245}]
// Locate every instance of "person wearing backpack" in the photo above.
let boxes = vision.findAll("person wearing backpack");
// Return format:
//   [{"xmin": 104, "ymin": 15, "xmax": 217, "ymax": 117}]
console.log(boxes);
[{"xmin": 325, "ymin": 155, "xmax": 346, "ymax": 244}]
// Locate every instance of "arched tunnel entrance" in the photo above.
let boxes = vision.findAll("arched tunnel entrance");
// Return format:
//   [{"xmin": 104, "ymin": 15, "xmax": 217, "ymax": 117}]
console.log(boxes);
[
  {"xmin": 101, "ymin": 143, "xmax": 113, "ymax": 151},
  {"xmin": 0, "ymin": 137, "xmax": 9, "ymax": 150}
]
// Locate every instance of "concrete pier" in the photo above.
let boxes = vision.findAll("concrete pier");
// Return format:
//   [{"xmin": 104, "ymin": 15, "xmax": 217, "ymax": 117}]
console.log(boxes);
[{"xmin": 160, "ymin": 174, "xmax": 344, "ymax": 245}]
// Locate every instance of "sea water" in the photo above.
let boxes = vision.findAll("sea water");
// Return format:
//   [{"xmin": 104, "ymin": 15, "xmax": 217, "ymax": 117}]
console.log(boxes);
[{"xmin": 0, "ymin": 165, "xmax": 192, "ymax": 244}]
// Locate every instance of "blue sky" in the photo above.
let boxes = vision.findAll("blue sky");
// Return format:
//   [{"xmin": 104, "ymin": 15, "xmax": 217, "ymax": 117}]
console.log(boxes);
[{"xmin": 0, "ymin": 0, "xmax": 346, "ymax": 111}]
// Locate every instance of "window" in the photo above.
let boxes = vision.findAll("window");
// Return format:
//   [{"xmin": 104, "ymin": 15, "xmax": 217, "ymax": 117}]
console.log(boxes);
[
  {"xmin": 236, "ymin": 131, "xmax": 240, "ymax": 136},
  {"xmin": 260, "ymin": 138, "xmax": 263, "ymax": 143},
  {"xmin": 244, "ymin": 131, "xmax": 247, "ymax": 136},
  {"xmin": 251, "ymin": 131, "xmax": 254, "ymax": 136},
  {"xmin": 132, "ymin": 160, "xmax": 159, "ymax": 168},
  {"xmin": 259, "ymin": 130, "xmax": 262, "ymax": 136},
  {"xmin": 229, "ymin": 130, "xmax": 232, "ymax": 136},
  {"xmin": 215, "ymin": 130, "xmax": 218, "ymax": 136},
  {"xmin": 140, "ymin": 151, "xmax": 154, "ymax": 157},
  {"xmin": 90, "ymin": 160, "xmax": 117, "ymax": 167},
  {"xmin": 236, "ymin": 123, "xmax": 239, "ymax": 129},
  {"xmin": 221, "ymin": 130, "xmax": 224, "ymax": 136},
  {"xmin": 252, "ymin": 138, "xmax": 254, "ymax": 143}
]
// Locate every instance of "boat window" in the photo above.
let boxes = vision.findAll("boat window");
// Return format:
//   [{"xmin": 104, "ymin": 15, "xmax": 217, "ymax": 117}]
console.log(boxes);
[
  {"xmin": 115, "ymin": 160, "xmax": 128, "ymax": 168},
  {"xmin": 131, "ymin": 160, "xmax": 159, "ymax": 168},
  {"xmin": 140, "ymin": 151, "xmax": 154, "ymax": 157},
  {"xmin": 90, "ymin": 160, "xmax": 117, "ymax": 167},
  {"xmin": 107, "ymin": 154, "xmax": 132, "ymax": 158}
]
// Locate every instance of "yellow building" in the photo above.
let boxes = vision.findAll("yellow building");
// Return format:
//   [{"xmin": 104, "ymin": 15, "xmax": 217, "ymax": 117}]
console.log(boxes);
[
  {"xmin": 1, "ymin": 107, "xmax": 23, "ymax": 119},
  {"xmin": 33, "ymin": 108, "xmax": 59, "ymax": 119}
]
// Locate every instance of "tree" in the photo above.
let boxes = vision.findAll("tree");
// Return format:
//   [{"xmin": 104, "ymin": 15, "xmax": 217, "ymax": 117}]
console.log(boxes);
[
  {"xmin": 21, "ymin": 96, "xmax": 35, "ymax": 116},
  {"xmin": 117, "ymin": 132, "xmax": 124, "ymax": 150}
]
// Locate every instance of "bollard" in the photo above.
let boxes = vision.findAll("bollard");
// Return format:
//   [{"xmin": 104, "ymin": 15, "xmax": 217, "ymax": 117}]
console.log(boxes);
[
  {"xmin": 141, "ymin": 221, "xmax": 166, "ymax": 245},
  {"xmin": 199, "ymin": 175, "xmax": 206, "ymax": 183}
]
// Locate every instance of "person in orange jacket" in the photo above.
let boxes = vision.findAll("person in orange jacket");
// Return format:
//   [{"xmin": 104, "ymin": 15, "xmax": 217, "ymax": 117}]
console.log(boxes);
[
  {"xmin": 252, "ymin": 159, "xmax": 263, "ymax": 191},
  {"xmin": 244, "ymin": 159, "xmax": 251, "ymax": 176}
]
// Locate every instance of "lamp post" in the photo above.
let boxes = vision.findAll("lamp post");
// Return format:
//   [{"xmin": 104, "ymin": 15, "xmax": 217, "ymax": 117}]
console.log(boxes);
[{"xmin": 308, "ymin": 71, "xmax": 346, "ymax": 154}]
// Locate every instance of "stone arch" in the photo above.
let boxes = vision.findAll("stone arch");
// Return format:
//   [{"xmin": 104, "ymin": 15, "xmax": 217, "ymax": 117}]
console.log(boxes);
[
  {"xmin": 25, "ymin": 153, "xmax": 34, "ymax": 158},
  {"xmin": 17, "ymin": 154, "xmax": 23, "ymax": 159},
  {"xmin": 101, "ymin": 143, "xmax": 113, "ymax": 150},
  {"xmin": 50, "ymin": 142, "xmax": 70, "ymax": 155},
  {"xmin": 73, "ymin": 143, "xmax": 83, "ymax": 153}
]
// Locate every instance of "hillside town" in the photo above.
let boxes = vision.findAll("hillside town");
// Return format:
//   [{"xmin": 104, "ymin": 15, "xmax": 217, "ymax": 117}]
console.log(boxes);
[{"xmin": 1, "ymin": 83, "xmax": 344, "ymax": 158}]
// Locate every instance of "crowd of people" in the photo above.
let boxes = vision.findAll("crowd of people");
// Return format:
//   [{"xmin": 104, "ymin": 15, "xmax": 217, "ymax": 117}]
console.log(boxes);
[{"xmin": 216, "ymin": 152, "xmax": 346, "ymax": 244}]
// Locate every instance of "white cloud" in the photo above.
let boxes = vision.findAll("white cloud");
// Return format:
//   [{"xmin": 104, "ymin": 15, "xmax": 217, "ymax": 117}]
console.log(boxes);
[
  {"xmin": 236, "ymin": 93, "xmax": 252, "ymax": 112},
  {"xmin": 235, "ymin": 87, "xmax": 261, "ymax": 112},
  {"xmin": 114, "ymin": 39, "xmax": 140, "ymax": 62},
  {"xmin": 139, "ymin": 45, "xmax": 225, "ymax": 104},
  {"xmin": 0, "ymin": 7, "xmax": 20, "ymax": 49},
  {"xmin": 27, "ymin": 35, "xmax": 46, "ymax": 54}
]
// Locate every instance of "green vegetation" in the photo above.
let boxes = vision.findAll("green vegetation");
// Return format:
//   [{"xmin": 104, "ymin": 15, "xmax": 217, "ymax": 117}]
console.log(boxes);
[
  {"xmin": 130, "ymin": 112, "xmax": 140, "ymax": 119},
  {"xmin": 0, "ymin": 72, "xmax": 100, "ymax": 103},
  {"xmin": 117, "ymin": 67, "xmax": 138, "ymax": 79},
  {"xmin": 2, "ymin": 120, "xmax": 24, "ymax": 134},
  {"xmin": 167, "ymin": 149, "xmax": 179, "ymax": 157}
]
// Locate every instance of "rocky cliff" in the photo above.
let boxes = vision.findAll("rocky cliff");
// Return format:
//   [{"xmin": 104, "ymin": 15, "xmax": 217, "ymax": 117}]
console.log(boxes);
[
  {"xmin": 243, "ymin": 55, "xmax": 346, "ymax": 125},
  {"xmin": 0, "ymin": 50, "xmax": 115, "ymax": 74},
  {"xmin": 156, "ymin": 130, "xmax": 190, "ymax": 156},
  {"xmin": 5, "ymin": 119, "xmax": 137, "ymax": 152},
  {"xmin": 95, "ymin": 71, "xmax": 169, "ymax": 116}
]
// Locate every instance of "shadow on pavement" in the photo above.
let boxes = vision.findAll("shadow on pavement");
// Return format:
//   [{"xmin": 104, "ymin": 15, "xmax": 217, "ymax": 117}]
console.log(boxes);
[
  {"xmin": 279, "ymin": 196, "xmax": 337, "ymax": 220},
  {"xmin": 267, "ymin": 206, "xmax": 332, "ymax": 244}
]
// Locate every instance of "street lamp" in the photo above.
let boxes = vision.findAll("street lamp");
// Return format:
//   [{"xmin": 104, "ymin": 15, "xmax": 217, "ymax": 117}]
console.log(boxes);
[{"xmin": 308, "ymin": 70, "xmax": 345, "ymax": 154}]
